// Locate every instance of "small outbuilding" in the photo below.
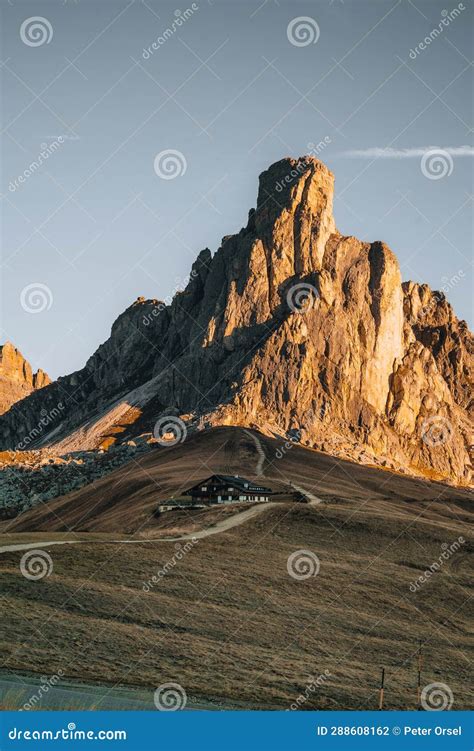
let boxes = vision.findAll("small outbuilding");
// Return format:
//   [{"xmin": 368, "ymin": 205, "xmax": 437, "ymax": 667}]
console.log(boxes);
[{"xmin": 184, "ymin": 475, "xmax": 273, "ymax": 504}]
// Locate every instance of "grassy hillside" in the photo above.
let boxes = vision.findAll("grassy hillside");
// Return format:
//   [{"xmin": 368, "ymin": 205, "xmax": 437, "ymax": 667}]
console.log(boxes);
[
  {"xmin": 2, "ymin": 427, "xmax": 472, "ymax": 534},
  {"xmin": 0, "ymin": 429, "xmax": 472, "ymax": 710}
]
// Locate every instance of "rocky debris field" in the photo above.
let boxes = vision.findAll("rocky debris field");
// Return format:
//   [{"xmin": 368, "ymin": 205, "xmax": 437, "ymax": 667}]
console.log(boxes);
[{"xmin": 0, "ymin": 435, "xmax": 155, "ymax": 518}]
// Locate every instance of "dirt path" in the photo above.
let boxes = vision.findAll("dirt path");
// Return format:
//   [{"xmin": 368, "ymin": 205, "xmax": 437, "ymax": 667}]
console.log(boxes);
[
  {"xmin": 0, "ymin": 502, "xmax": 277, "ymax": 554},
  {"xmin": 243, "ymin": 429, "xmax": 266, "ymax": 477},
  {"xmin": 243, "ymin": 430, "xmax": 321, "ymax": 504},
  {"xmin": 291, "ymin": 482, "xmax": 323, "ymax": 505}
]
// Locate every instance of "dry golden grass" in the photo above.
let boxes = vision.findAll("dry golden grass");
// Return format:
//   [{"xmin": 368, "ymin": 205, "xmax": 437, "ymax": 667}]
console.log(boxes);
[
  {"xmin": 2, "ymin": 427, "xmax": 472, "ymax": 534},
  {"xmin": 1, "ymin": 429, "xmax": 472, "ymax": 710},
  {"xmin": 1, "ymin": 501, "xmax": 472, "ymax": 709}
]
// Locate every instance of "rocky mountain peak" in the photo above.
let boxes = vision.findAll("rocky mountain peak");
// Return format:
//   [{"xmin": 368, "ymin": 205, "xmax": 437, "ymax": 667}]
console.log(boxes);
[
  {"xmin": 0, "ymin": 156, "xmax": 472, "ymax": 486},
  {"xmin": 256, "ymin": 156, "xmax": 334, "ymax": 213},
  {"xmin": 0, "ymin": 342, "xmax": 50, "ymax": 416},
  {"xmin": 253, "ymin": 156, "xmax": 337, "ymax": 289}
]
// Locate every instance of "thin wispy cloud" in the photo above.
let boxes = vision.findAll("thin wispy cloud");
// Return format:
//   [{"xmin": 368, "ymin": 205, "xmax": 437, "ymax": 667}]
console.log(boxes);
[{"xmin": 339, "ymin": 146, "xmax": 474, "ymax": 159}]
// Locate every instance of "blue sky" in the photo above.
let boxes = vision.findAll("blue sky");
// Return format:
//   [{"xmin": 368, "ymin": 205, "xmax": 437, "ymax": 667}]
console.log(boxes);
[{"xmin": 1, "ymin": 0, "xmax": 473, "ymax": 378}]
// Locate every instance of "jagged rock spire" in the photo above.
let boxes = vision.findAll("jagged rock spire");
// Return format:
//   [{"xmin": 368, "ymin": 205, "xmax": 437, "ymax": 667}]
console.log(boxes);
[{"xmin": 0, "ymin": 157, "xmax": 472, "ymax": 485}]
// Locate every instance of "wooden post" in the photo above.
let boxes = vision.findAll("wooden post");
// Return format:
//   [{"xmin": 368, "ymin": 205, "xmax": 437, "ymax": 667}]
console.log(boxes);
[
  {"xmin": 416, "ymin": 640, "xmax": 423, "ymax": 710},
  {"xmin": 378, "ymin": 668, "xmax": 385, "ymax": 710}
]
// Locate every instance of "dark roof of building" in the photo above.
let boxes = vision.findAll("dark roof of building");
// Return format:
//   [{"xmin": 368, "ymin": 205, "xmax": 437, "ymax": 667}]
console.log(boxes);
[{"xmin": 185, "ymin": 474, "xmax": 273, "ymax": 495}]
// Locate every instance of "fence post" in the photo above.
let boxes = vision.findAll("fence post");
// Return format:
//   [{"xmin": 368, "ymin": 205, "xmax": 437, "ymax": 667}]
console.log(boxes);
[
  {"xmin": 378, "ymin": 667, "xmax": 385, "ymax": 710},
  {"xmin": 417, "ymin": 640, "xmax": 423, "ymax": 710}
]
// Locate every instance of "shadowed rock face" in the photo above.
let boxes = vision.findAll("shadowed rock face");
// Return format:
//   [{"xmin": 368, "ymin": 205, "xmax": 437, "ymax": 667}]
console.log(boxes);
[
  {"xmin": 0, "ymin": 343, "xmax": 50, "ymax": 416},
  {"xmin": 0, "ymin": 157, "xmax": 472, "ymax": 485}
]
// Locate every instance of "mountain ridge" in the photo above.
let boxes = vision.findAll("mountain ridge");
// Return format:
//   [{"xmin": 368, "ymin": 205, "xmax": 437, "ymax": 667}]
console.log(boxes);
[{"xmin": 1, "ymin": 156, "xmax": 472, "ymax": 486}]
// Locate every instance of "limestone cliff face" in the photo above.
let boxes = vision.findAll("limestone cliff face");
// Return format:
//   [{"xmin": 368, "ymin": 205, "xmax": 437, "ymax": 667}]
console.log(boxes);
[
  {"xmin": 0, "ymin": 343, "xmax": 50, "ymax": 416},
  {"xmin": 0, "ymin": 157, "xmax": 472, "ymax": 485},
  {"xmin": 402, "ymin": 282, "xmax": 473, "ymax": 416}
]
